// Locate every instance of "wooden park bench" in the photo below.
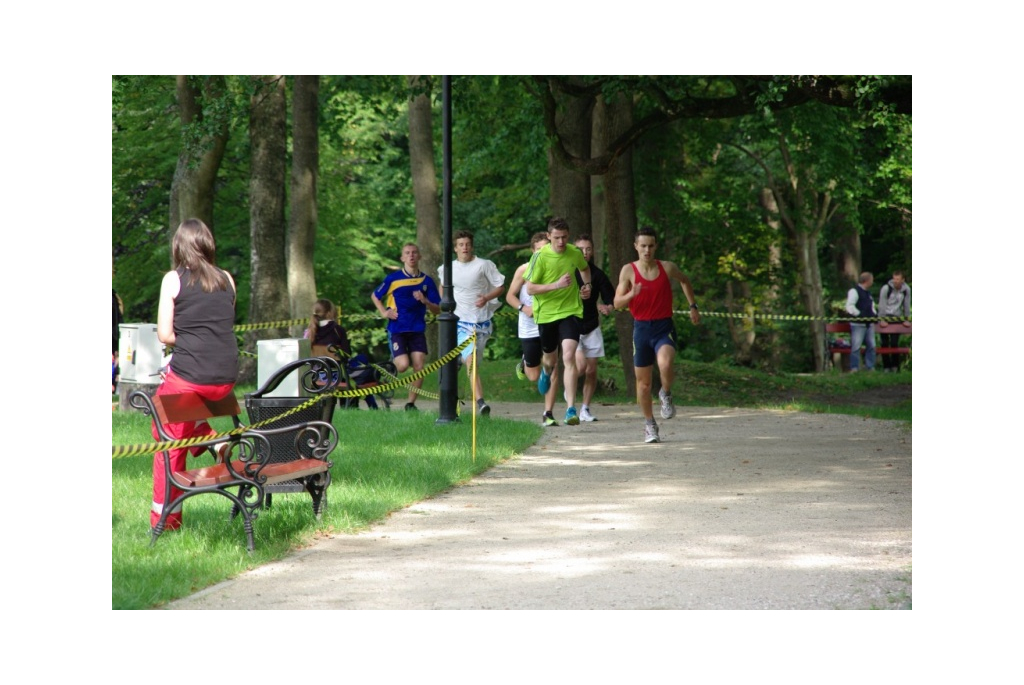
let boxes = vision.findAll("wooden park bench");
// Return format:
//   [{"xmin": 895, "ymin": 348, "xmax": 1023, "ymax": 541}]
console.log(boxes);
[
  {"xmin": 130, "ymin": 356, "xmax": 342, "ymax": 552},
  {"xmin": 826, "ymin": 320, "xmax": 912, "ymax": 371}
]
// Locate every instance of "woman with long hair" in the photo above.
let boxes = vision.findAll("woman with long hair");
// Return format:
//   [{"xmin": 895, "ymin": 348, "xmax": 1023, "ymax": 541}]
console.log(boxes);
[{"xmin": 150, "ymin": 218, "xmax": 239, "ymax": 531}]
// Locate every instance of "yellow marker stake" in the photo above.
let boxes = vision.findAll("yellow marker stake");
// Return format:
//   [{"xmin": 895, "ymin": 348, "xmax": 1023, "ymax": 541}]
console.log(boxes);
[{"xmin": 470, "ymin": 334, "xmax": 477, "ymax": 463}]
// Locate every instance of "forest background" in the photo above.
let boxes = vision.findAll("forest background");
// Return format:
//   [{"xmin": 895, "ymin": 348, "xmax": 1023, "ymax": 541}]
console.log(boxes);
[{"xmin": 112, "ymin": 75, "xmax": 911, "ymax": 390}]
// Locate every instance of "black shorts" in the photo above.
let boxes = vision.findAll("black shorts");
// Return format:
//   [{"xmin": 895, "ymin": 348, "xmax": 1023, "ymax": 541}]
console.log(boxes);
[
  {"xmin": 520, "ymin": 337, "xmax": 542, "ymax": 367},
  {"xmin": 537, "ymin": 316, "xmax": 582, "ymax": 355}
]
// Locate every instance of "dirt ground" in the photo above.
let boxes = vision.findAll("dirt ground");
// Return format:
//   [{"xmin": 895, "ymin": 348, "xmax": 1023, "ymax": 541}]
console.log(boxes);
[{"xmin": 168, "ymin": 398, "xmax": 912, "ymax": 610}]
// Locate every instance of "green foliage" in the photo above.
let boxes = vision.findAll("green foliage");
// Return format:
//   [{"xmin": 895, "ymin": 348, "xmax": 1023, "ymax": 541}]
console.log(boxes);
[
  {"xmin": 112, "ymin": 76, "xmax": 178, "ymax": 320},
  {"xmin": 316, "ymin": 76, "xmax": 416, "ymax": 325},
  {"xmin": 113, "ymin": 75, "xmax": 910, "ymax": 373}
]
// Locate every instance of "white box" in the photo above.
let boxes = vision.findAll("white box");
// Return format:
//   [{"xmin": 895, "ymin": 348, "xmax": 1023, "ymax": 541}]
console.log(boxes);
[
  {"xmin": 119, "ymin": 323, "xmax": 171, "ymax": 383},
  {"xmin": 257, "ymin": 338, "xmax": 312, "ymax": 397}
]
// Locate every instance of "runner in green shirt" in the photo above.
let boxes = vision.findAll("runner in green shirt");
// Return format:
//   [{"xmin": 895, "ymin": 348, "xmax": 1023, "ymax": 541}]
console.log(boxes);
[{"xmin": 524, "ymin": 217, "xmax": 592, "ymax": 425}]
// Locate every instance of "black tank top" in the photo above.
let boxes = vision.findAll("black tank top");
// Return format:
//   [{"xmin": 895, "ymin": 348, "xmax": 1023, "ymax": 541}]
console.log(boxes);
[{"xmin": 169, "ymin": 267, "xmax": 238, "ymax": 385}]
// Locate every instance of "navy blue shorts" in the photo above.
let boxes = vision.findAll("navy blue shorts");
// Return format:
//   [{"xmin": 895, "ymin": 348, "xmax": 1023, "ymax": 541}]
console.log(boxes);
[
  {"xmin": 632, "ymin": 318, "xmax": 676, "ymax": 367},
  {"xmin": 388, "ymin": 331, "xmax": 429, "ymax": 359}
]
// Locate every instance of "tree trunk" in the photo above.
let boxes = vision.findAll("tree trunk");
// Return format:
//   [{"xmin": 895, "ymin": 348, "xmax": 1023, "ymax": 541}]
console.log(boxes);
[
  {"xmin": 599, "ymin": 94, "xmax": 638, "ymax": 396},
  {"xmin": 724, "ymin": 280, "xmax": 756, "ymax": 365},
  {"xmin": 590, "ymin": 97, "xmax": 607, "ymax": 257},
  {"xmin": 831, "ymin": 211, "xmax": 861, "ymax": 286},
  {"xmin": 243, "ymin": 75, "xmax": 289, "ymax": 384},
  {"xmin": 407, "ymin": 76, "xmax": 442, "ymax": 353},
  {"xmin": 169, "ymin": 75, "xmax": 227, "ymax": 248},
  {"xmin": 408, "ymin": 76, "xmax": 442, "ymax": 278},
  {"xmin": 288, "ymin": 75, "xmax": 320, "ymax": 335},
  {"xmin": 547, "ymin": 78, "xmax": 593, "ymax": 235}
]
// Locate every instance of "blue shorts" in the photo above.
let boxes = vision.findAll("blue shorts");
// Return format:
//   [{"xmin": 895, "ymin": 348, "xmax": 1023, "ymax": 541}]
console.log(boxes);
[
  {"xmin": 388, "ymin": 331, "xmax": 429, "ymax": 359},
  {"xmin": 632, "ymin": 318, "xmax": 676, "ymax": 367},
  {"xmin": 457, "ymin": 320, "xmax": 492, "ymax": 361}
]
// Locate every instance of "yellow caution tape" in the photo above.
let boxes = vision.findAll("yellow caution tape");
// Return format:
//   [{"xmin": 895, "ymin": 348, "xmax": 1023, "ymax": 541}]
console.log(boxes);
[{"xmin": 113, "ymin": 336, "xmax": 474, "ymax": 459}]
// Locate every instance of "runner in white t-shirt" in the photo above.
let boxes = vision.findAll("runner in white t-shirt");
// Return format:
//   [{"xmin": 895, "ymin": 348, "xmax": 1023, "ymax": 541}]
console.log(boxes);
[{"xmin": 437, "ymin": 230, "xmax": 505, "ymax": 416}]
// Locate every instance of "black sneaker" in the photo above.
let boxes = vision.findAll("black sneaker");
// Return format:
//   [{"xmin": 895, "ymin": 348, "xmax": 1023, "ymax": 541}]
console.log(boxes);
[
  {"xmin": 477, "ymin": 399, "xmax": 490, "ymax": 416},
  {"xmin": 404, "ymin": 402, "xmax": 418, "ymax": 411}
]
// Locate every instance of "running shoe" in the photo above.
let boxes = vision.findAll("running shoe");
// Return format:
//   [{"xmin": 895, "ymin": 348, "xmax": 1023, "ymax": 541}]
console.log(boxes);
[
  {"xmin": 538, "ymin": 366, "xmax": 551, "ymax": 395},
  {"xmin": 658, "ymin": 388, "xmax": 676, "ymax": 419},
  {"xmin": 404, "ymin": 402, "xmax": 418, "ymax": 411},
  {"xmin": 564, "ymin": 406, "xmax": 580, "ymax": 425},
  {"xmin": 542, "ymin": 413, "xmax": 557, "ymax": 427},
  {"xmin": 644, "ymin": 421, "xmax": 660, "ymax": 443},
  {"xmin": 580, "ymin": 406, "xmax": 597, "ymax": 422},
  {"xmin": 477, "ymin": 399, "xmax": 491, "ymax": 416},
  {"xmin": 515, "ymin": 360, "xmax": 526, "ymax": 381}
]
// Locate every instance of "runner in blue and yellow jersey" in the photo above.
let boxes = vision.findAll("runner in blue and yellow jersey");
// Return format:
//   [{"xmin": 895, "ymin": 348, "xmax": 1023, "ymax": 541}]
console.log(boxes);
[{"xmin": 371, "ymin": 243, "xmax": 441, "ymax": 410}]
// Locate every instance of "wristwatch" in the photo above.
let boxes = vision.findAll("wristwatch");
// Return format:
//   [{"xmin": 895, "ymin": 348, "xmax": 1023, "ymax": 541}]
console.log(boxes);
[
  {"xmin": 518, "ymin": 303, "xmax": 525, "ymax": 311},
  {"xmin": 690, "ymin": 303, "xmax": 699, "ymax": 310}
]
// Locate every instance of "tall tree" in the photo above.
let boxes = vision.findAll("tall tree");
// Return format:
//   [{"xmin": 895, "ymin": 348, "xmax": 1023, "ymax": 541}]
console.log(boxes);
[
  {"xmin": 407, "ymin": 76, "xmax": 442, "ymax": 279},
  {"xmin": 288, "ymin": 75, "xmax": 320, "ymax": 326},
  {"xmin": 544, "ymin": 77, "xmax": 593, "ymax": 234},
  {"xmin": 244, "ymin": 75, "xmax": 289, "ymax": 382},
  {"xmin": 597, "ymin": 92, "xmax": 640, "ymax": 394},
  {"xmin": 734, "ymin": 127, "xmax": 839, "ymax": 372},
  {"xmin": 169, "ymin": 75, "xmax": 228, "ymax": 238}
]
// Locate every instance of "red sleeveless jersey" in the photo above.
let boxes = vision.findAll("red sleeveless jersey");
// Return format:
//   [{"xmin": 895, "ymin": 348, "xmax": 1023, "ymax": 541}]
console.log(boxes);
[{"xmin": 629, "ymin": 261, "xmax": 673, "ymax": 321}]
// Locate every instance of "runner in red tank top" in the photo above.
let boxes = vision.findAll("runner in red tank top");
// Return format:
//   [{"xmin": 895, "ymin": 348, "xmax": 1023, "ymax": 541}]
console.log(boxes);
[{"xmin": 613, "ymin": 227, "xmax": 701, "ymax": 444}]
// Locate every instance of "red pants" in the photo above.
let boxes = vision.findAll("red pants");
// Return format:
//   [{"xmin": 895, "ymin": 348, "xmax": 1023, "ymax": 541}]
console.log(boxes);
[{"xmin": 150, "ymin": 371, "xmax": 235, "ymax": 530}]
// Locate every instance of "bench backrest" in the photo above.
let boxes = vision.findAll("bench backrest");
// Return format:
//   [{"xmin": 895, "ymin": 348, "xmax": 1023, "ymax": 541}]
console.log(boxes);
[{"xmin": 152, "ymin": 392, "xmax": 241, "ymax": 426}]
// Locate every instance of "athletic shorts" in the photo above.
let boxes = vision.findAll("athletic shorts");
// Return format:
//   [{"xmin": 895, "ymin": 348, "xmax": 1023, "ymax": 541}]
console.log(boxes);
[
  {"xmin": 537, "ymin": 316, "xmax": 582, "ymax": 355},
  {"xmin": 520, "ymin": 337, "xmax": 542, "ymax": 368},
  {"xmin": 632, "ymin": 317, "xmax": 677, "ymax": 367},
  {"xmin": 457, "ymin": 320, "xmax": 492, "ymax": 361},
  {"xmin": 388, "ymin": 331, "xmax": 429, "ymax": 359},
  {"xmin": 578, "ymin": 327, "xmax": 605, "ymax": 359}
]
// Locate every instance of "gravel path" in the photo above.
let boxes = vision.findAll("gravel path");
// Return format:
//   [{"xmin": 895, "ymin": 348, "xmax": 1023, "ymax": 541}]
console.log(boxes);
[{"xmin": 167, "ymin": 402, "xmax": 912, "ymax": 610}]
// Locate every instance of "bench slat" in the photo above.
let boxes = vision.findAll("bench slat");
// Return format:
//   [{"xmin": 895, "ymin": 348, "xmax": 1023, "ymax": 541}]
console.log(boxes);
[{"xmin": 172, "ymin": 459, "xmax": 331, "ymax": 489}]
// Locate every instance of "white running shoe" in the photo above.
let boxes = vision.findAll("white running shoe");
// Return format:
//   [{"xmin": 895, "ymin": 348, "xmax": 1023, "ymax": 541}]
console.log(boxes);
[
  {"xmin": 644, "ymin": 421, "xmax": 660, "ymax": 443},
  {"xmin": 658, "ymin": 388, "xmax": 675, "ymax": 419},
  {"xmin": 580, "ymin": 406, "xmax": 597, "ymax": 422}
]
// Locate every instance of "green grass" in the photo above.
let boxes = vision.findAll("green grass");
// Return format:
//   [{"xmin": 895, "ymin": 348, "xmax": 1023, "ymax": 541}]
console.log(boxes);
[
  {"xmin": 112, "ymin": 405, "xmax": 541, "ymax": 609},
  {"xmin": 112, "ymin": 358, "xmax": 909, "ymax": 609}
]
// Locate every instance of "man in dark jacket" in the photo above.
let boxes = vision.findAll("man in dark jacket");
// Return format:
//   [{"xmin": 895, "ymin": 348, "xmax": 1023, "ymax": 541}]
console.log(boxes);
[
  {"xmin": 844, "ymin": 272, "xmax": 877, "ymax": 372},
  {"xmin": 573, "ymin": 235, "xmax": 616, "ymax": 422}
]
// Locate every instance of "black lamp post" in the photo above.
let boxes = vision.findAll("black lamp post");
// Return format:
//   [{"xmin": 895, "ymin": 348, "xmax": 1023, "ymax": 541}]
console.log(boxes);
[{"xmin": 436, "ymin": 75, "xmax": 459, "ymax": 424}]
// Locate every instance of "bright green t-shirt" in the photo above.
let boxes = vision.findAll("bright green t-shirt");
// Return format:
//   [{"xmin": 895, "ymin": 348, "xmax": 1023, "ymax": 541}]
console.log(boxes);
[{"xmin": 524, "ymin": 243, "xmax": 589, "ymax": 324}]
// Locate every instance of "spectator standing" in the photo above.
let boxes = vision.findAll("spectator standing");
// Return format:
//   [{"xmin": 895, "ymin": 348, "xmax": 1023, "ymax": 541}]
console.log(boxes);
[
  {"xmin": 151, "ymin": 219, "xmax": 239, "ymax": 531},
  {"xmin": 437, "ymin": 231, "xmax": 505, "ymax": 416},
  {"xmin": 524, "ymin": 217, "xmax": 592, "ymax": 426},
  {"xmin": 573, "ymin": 234, "xmax": 616, "ymax": 422},
  {"xmin": 372, "ymin": 243, "xmax": 442, "ymax": 411},
  {"xmin": 506, "ymin": 232, "xmax": 561, "ymax": 426},
  {"xmin": 845, "ymin": 271, "xmax": 877, "ymax": 372},
  {"xmin": 877, "ymin": 270, "xmax": 911, "ymax": 372},
  {"xmin": 613, "ymin": 227, "xmax": 700, "ymax": 444}
]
